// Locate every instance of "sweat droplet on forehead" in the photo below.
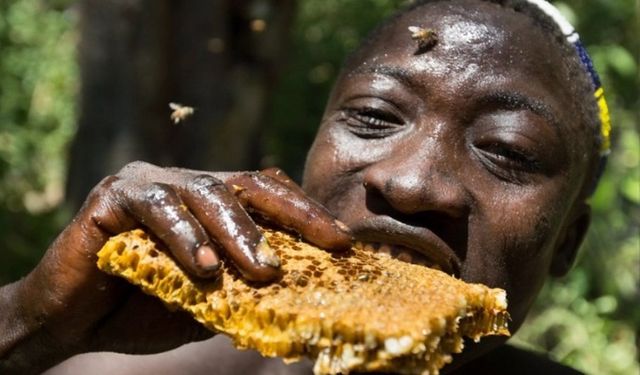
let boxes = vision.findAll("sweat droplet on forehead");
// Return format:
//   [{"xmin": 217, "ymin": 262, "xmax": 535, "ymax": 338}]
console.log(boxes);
[{"xmin": 439, "ymin": 16, "xmax": 500, "ymax": 51}]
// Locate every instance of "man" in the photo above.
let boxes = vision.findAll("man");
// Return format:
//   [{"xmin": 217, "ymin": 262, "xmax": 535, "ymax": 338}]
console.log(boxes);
[{"xmin": 0, "ymin": 0, "xmax": 608, "ymax": 373}]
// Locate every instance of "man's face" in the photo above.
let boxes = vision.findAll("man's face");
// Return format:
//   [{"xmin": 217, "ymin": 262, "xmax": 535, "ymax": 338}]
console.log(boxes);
[{"xmin": 303, "ymin": 0, "xmax": 590, "ymax": 335}]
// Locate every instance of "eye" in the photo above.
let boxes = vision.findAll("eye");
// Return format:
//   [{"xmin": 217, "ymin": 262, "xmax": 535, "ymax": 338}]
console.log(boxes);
[
  {"xmin": 340, "ymin": 107, "xmax": 404, "ymax": 139},
  {"xmin": 474, "ymin": 141, "xmax": 542, "ymax": 182}
]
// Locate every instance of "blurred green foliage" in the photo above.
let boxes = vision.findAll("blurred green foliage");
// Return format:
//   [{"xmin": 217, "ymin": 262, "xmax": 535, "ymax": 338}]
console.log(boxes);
[
  {"xmin": 0, "ymin": 0, "xmax": 637, "ymax": 373},
  {"xmin": 0, "ymin": 0, "xmax": 77, "ymax": 283}
]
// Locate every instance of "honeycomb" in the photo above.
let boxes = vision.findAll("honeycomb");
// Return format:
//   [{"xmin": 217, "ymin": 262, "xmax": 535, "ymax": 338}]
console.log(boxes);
[{"xmin": 96, "ymin": 228, "xmax": 509, "ymax": 375}]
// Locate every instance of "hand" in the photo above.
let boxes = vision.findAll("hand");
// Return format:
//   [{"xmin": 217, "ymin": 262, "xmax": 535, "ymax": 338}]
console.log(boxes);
[{"xmin": 0, "ymin": 161, "xmax": 351, "ymax": 373}]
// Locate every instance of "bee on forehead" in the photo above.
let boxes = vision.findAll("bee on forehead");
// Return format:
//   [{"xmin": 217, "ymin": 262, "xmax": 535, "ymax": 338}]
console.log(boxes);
[
  {"xmin": 169, "ymin": 102, "xmax": 195, "ymax": 124},
  {"xmin": 408, "ymin": 26, "xmax": 438, "ymax": 51}
]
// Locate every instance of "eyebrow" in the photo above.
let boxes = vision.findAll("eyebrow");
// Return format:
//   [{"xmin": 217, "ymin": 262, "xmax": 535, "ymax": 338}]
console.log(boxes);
[
  {"xmin": 477, "ymin": 91, "xmax": 561, "ymax": 131},
  {"xmin": 348, "ymin": 65, "xmax": 418, "ymax": 91},
  {"xmin": 349, "ymin": 65, "xmax": 562, "ymax": 131}
]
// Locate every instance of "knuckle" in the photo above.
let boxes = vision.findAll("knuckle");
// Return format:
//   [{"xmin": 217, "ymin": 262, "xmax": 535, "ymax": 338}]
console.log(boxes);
[
  {"xmin": 82, "ymin": 176, "xmax": 133, "ymax": 229},
  {"xmin": 262, "ymin": 166, "xmax": 286, "ymax": 175},
  {"xmin": 143, "ymin": 182, "xmax": 176, "ymax": 204},
  {"xmin": 249, "ymin": 171, "xmax": 271, "ymax": 184},
  {"xmin": 96, "ymin": 174, "xmax": 120, "ymax": 189},
  {"xmin": 261, "ymin": 168, "xmax": 296, "ymax": 186},
  {"xmin": 87, "ymin": 175, "xmax": 120, "ymax": 199},
  {"xmin": 189, "ymin": 174, "xmax": 224, "ymax": 192},
  {"xmin": 116, "ymin": 160, "xmax": 156, "ymax": 177},
  {"xmin": 227, "ymin": 171, "xmax": 261, "ymax": 186}
]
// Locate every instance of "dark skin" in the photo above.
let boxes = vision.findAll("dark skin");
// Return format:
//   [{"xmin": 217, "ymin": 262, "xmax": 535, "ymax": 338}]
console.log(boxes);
[{"xmin": 1, "ymin": 1, "xmax": 594, "ymax": 374}]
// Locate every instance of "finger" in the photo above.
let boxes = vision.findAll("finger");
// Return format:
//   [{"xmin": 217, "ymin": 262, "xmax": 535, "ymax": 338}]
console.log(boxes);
[
  {"xmin": 260, "ymin": 167, "xmax": 306, "ymax": 195},
  {"xmin": 179, "ymin": 175, "xmax": 280, "ymax": 283},
  {"xmin": 85, "ymin": 175, "xmax": 139, "ymax": 235},
  {"xmin": 258, "ymin": 169, "xmax": 354, "ymax": 241},
  {"xmin": 226, "ymin": 173, "xmax": 352, "ymax": 251},
  {"xmin": 123, "ymin": 182, "xmax": 221, "ymax": 278}
]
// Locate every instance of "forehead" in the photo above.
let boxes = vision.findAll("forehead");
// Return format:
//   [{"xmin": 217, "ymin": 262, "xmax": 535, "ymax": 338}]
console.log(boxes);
[
  {"xmin": 356, "ymin": 1, "xmax": 557, "ymax": 61},
  {"xmin": 343, "ymin": 1, "xmax": 575, "ymax": 117}
]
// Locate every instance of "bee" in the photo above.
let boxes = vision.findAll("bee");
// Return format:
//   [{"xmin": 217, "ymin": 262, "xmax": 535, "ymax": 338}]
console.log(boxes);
[
  {"xmin": 169, "ymin": 102, "xmax": 195, "ymax": 124},
  {"xmin": 408, "ymin": 26, "xmax": 438, "ymax": 50}
]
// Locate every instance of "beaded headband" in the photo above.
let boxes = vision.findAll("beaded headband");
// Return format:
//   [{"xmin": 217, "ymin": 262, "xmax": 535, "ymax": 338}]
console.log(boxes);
[{"xmin": 525, "ymin": 0, "xmax": 612, "ymax": 160}]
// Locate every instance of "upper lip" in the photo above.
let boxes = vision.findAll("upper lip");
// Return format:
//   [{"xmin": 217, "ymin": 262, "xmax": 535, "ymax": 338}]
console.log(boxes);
[{"xmin": 349, "ymin": 216, "xmax": 462, "ymax": 277}]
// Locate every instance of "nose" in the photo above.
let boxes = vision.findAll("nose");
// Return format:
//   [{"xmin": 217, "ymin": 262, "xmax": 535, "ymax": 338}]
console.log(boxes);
[{"xmin": 362, "ymin": 138, "xmax": 470, "ymax": 219}]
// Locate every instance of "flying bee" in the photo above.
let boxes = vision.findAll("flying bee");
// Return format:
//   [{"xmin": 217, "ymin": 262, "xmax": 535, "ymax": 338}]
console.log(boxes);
[
  {"xmin": 408, "ymin": 26, "xmax": 438, "ymax": 50},
  {"xmin": 169, "ymin": 102, "xmax": 195, "ymax": 124}
]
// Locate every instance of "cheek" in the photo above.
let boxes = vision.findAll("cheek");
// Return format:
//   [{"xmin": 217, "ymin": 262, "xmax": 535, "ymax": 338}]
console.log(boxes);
[
  {"xmin": 319, "ymin": 123, "xmax": 391, "ymax": 167},
  {"xmin": 303, "ymin": 125, "xmax": 363, "ymax": 205},
  {"xmin": 462, "ymin": 184, "xmax": 568, "ymax": 327},
  {"xmin": 303, "ymin": 124, "xmax": 384, "ymax": 220}
]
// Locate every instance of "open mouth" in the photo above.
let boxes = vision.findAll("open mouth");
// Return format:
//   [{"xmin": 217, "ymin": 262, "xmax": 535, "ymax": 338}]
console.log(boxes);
[
  {"xmin": 347, "ymin": 216, "xmax": 463, "ymax": 278},
  {"xmin": 355, "ymin": 241, "xmax": 458, "ymax": 277}
]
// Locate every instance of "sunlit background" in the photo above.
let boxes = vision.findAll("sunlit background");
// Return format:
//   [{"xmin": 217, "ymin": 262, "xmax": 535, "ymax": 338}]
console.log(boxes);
[{"xmin": 0, "ymin": 1, "xmax": 637, "ymax": 373}]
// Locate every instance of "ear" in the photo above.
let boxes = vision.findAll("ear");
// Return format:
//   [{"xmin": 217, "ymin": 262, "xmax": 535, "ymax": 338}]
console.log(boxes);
[{"xmin": 550, "ymin": 203, "xmax": 591, "ymax": 277}]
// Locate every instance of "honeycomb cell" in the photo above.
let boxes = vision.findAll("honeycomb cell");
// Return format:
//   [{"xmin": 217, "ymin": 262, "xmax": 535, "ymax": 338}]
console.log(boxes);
[{"xmin": 142, "ymin": 268, "xmax": 156, "ymax": 284}]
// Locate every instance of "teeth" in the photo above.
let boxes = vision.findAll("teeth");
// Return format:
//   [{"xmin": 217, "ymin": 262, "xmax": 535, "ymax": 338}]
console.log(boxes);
[
  {"xmin": 396, "ymin": 251, "xmax": 413, "ymax": 263},
  {"xmin": 364, "ymin": 243, "xmax": 376, "ymax": 253},
  {"xmin": 378, "ymin": 244, "xmax": 392, "ymax": 256},
  {"xmin": 360, "ymin": 242, "xmax": 438, "ymax": 269}
]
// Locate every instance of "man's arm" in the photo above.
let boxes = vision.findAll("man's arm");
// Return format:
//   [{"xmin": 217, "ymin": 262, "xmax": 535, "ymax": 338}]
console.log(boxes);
[{"xmin": 0, "ymin": 280, "xmax": 64, "ymax": 374}]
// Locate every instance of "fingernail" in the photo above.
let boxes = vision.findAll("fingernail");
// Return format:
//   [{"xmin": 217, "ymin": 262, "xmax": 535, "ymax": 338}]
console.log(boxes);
[
  {"xmin": 195, "ymin": 245, "xmax": 220, "ymax": 271},
  {"xmin": 255, "ymin": 237, "xmax": 280, "ymax": 268},
  {"xmin": 334, "ymin": 219, "xmax": 351, "ymax": 234}
]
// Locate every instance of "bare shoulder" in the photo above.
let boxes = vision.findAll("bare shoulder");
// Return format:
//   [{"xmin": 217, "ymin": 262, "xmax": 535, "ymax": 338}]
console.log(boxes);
[{"xmin": 455, "ymin": 344, "xmax": 584, "ymax": 375}]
